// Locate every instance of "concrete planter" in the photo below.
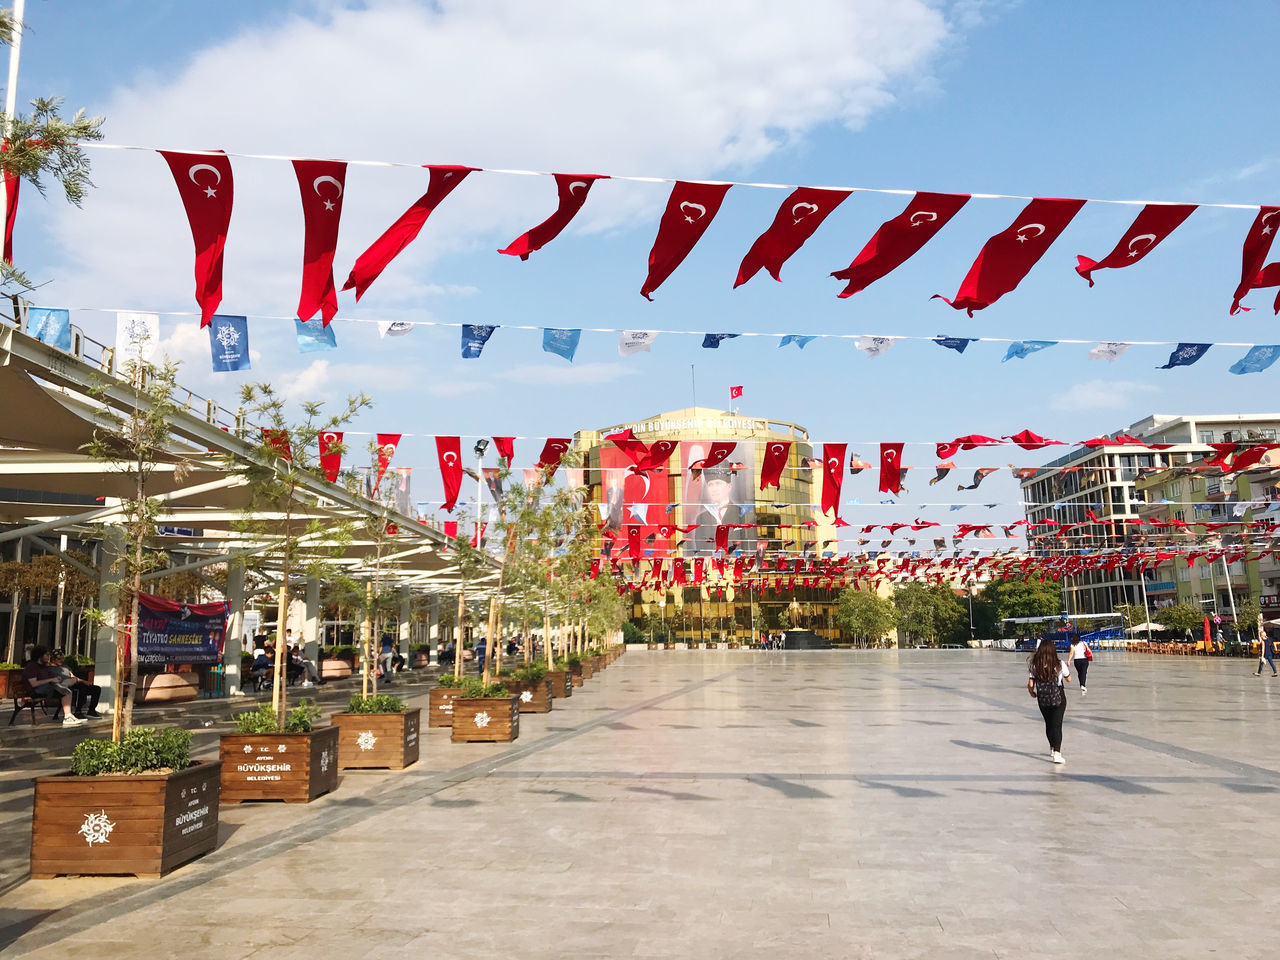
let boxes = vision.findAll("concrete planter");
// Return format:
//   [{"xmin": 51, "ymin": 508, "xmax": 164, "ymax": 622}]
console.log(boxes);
[
  {"xmin": 30, "ymin": 761, "xmax": 221, "ymax": 879},
  {"xmin": 450, "ymin": 696, "xmax": 519, "ymax": 743},
  {"xmin": 320, "ymin": 659, "xmax": 353, "ymax": 680},
  {"xmin": 218, "ymin": 726, "xmax": 339, "ymax": 803},
  {"xmin": 135, "ymin": 672, "xmax": 199, "ymax": 704},
  {"xmin": 332, "ymin": 709, "xmax": 421, "ymax": 770}
]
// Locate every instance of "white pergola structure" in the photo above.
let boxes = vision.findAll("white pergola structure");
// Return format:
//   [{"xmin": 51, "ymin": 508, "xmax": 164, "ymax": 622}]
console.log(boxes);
[{"xmin": 0, "ymin": 314, "xmax": 498, "ymax": 708}]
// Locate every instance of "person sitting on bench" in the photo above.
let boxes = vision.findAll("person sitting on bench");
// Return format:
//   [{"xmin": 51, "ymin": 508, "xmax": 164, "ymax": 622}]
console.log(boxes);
[
  {"xmin": 250, "ymin": 648, "xmax": 272, "ymax": 692},
  {"xmin": 21, "ymin": 646, "xmax": 85, "ymax": 725},
  {"xmin": 49, "ymin": 651, "xmax": 102, "ymax": 719}
]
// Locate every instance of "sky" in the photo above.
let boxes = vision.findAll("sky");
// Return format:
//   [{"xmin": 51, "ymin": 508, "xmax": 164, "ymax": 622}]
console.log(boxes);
[{"xmin": 9, "ymin": 0, "xmax": 1280, "ymax": 540}]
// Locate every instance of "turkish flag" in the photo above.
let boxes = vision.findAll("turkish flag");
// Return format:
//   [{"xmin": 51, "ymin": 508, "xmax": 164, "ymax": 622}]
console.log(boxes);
[
  {"xmin": 2, "ymin": 140, "xmax": 17, "ymax": 264},
  {"xmin": 1004, "ymin": 429, "xmax": 1063, "ymax": 450},
  {"xmin": 262, "ymin": 429, "xmax": 292, "ymax": 461},
  {"xmin": 760, "ymin": 440, "xmax": 791, "ymax": 490},
  {"xmin": 1248, "ymin": 261, "xmax": 1280, "ymax": 313},
  {"xmin": 589, "ymin": 558, "xmax": 601, "ymax": 580},
  {"xmin": 1075, "ymin": 203, "xmax": 1195, "ymax": 287},
  {"xmin": 443, "ymin": 520, "xmax": 458, "ymax": 541},
  {"xmin": 935, "ymin": 197, "xmax": 1086, "ymax": 315},
  {"xmin": 641, "ymin": 181, "xmax": 732, "ymax": 300},
  {"xmin": 693, "ymin": 558, "xmax": 705, "ymax": 584},
  {"xmin": 936, "ymin": 435, "xmax": 999, "ymax": 459},
  {"xmin": 735, "ymin": 186, "xmax": 850, "ymax": 287},
  {"xmin": 606, "ymin": 429, "xmax": 647, "ymax": 466},
  {"xmin": 160, "ymin": 150, "xmax": 234, "ymax": 328},
  {"xmin": 343, "ymin": 165, "xmax": 476, "ymax": 301},
  {"xmin": 639, "ymin": 439, "xmax": 678, "ymax": 471},
  {"xmin": 318, "ymin": 430, "xmax": 343, "ymax": 482},
  {"xmin": 691, "ymin": 442, "xmax": 736, "ymax": 470},
  {"xmin": 832, "ymin": 192, "xmax": 970, "ymax": 298},
  {"xmin": 715, "ymin": 525, "xmax": 730, "ymax": 553},
  {"xmin": 627, "ymin": 525, "xmax": 643, "ymax": 560},
  {"xmin": 1228, "ymin": 444, "xmax": 1276, "ymax": 472},
  {"xmin": 822, "ymin": 443, "xmax": 846, "ymax": 517},
  {"xmin": 536, "ymin": 438, "xmax": 572, "ymax": 478},
  {"xmin": 492, "ymin": 436, "xmax": 515, "ymax": 464},
  {"xmin": 729, "ymin": 385, "xmax": 743, "ymax": 400},
  {"xmin": 499, "ymin": 173, "xmax": 607, "ymax": 260},
  {"xmin": 879, "ymin": 442, "xmax": 905, "ymax": 494},
  {"xmin": 673, "ymin": 559, "xmax": 686, "ymax": 585},
  {"xmin": 1231, "ymin": 206, "xmax": 1280, "ymax": 314},
  {"xmin": 293, "ymin": 159, "xmax": 347, "ymax": 326},
  {"xmin": 375, "ymin": 433, "xmax": 401, "ymax": 487},
  {"xmin": 436, "ymin": 436, "xmax": 463, "ymax": 511}
]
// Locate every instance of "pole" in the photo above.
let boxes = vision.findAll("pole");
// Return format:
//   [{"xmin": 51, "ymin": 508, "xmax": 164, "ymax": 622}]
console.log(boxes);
[
  {"xmin": 1223, "ymin": 554, "xmax": 1239, "ymax": 643},
  {"xmin": 1140, "ymin": 573, "xmax": 1152, "ymax": 644},
  {"xmin": 690, "ymin": 364, "xmax": 696, "ymax": 411},
  {"xmin": 0, "ymin": 0, "xmax": 24, "ymax": 243}
]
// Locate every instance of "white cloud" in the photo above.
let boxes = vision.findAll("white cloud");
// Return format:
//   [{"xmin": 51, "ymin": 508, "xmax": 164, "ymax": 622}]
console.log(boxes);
[
  {"xmin": 1049, "ymin": 379, "xmax": 1160, "ymax": 412},
  {"xmin": 39, "ymin": 0, "xmax": 953, "ymax": 324}
]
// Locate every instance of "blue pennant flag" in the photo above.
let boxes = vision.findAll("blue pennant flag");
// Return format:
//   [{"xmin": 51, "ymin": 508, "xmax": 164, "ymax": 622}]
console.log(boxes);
[
  {"xmin": 702, "ymin": 333, "xmax": 741, "ymax": 349},
  {"xmin": 209, "ymin": 314, "xmax": 250, "ymax": 372},
  {"xmin": 1158, "ymin": 342, "xmax": 1211, "ymax": 369},
  {"xmin": 1229, "ymin": 344, "xmax": 1280, "ymax": 375},
  {"xmin": 542, "ymin": 327, "xmax": 581, "ymax": 362},
  {"xmin": 949, "ymin": 504, "xmax": 964, "ymax": 511},
  {"xmin": 27, "ymin": 307, "xmax": 71, "ymax": 351},
  {"xmin": 461, "ymin": 324, "xmax": 498, "ymax": 359},
  {"xmin": 1002, "ymin": 340, "xmax": 1058, "ymax": 362},
  {"xmin": 779, "ymin": 334, "xmax": 816, "ymax": 349},
  {"xmin": 934, "ymin": 335, "xmax": 977, "ymax": 354},
  {"xmin": 296, "ymin": 317, "xmax": 337, "ymax": 353}
]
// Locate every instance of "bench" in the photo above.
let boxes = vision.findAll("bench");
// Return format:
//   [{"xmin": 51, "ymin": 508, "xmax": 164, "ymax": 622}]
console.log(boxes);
[{"xmin": 8, "ymin": 677, "xmax": 65, "ymax": 726}]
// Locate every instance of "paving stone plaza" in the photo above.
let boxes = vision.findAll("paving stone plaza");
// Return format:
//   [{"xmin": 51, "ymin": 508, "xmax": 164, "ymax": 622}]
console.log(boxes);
[{"xmin": 1, "ymin": 649, "xmax": 1278, "ymax": 959}]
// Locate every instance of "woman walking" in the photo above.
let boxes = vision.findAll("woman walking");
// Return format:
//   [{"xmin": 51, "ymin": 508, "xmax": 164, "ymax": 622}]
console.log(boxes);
[
  {"xmin": 1068, "ymin": 634, "xmax": 1092, "ymax": 696},
  {"xmin": 1027, "ymin": 637, "xmax": 1071, "ymax": 764}
]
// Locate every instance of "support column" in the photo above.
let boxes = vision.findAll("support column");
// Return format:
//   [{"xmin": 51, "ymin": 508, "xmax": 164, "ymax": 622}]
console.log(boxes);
[
  {"xmin": 304, "ymin": 578, "xmax": 321, "ymax": 663},
  {"xmin": 93, "ymin": 529, "xmax": 122, "ymax": 717},
  {"xmin": 428, "ymin": 594, "xmax": 441, "ymax": 663},
  {"xmin": 223, "ymin": 562, "xmax": 245, "ymax": 697},
  {"xmin": 399, "ymin": 587, "xmax": 411, "ymax": 659}
]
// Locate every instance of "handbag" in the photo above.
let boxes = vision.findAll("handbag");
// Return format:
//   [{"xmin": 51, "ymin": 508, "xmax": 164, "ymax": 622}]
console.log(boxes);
[{"xmin": 1085, "ymin": 644, "xmax": 1093, "ymax": 661}]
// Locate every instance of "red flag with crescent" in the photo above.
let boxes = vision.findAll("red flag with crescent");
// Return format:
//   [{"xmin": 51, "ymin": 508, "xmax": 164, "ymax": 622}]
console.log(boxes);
[
  {"xmin": 3, "ymin": 140, "xmax": 17, "ymax": 264},
  {"xmin": 936, "ymin": 435, "xmax": 999, "ymax": 459},
  {"xmin": 691, "ymin": 442, "xmax": 736, "ymax": 470},
  {"xmin": 1075, "ymin": 203, "xmax": 1195, "ymax": 287},
  {"xmin": 639, "ymin": 439, "xmax": 678, "ymax": 471},
  {"xmin": 262, "ymin": 429, "xmax": 291, "ymax": 461},
  {"xmin": 1232, "ymin": 206, "xmax": 1280, "ymax": 314},
  {"xmin": 376, "ymin": 433, "xmax": 401, "ymax": 487},
  {"xmin": 715, "ymin": 524, "xmax": 730, "ymax": 553},
  {"xmin": 879, "ymin": 442, "xmax": 905, "ymax": 494},
  {"xmin": 443, "ymin": 520, "xmax": 458, "ymax": 541},
  {"xmin": 436, "ymin": 436, "xmax": 463, "ymax": 511},
  {"xmin": 1004, "ymin": 429, "xmax": 1063, "ymax": 450},
  {"xmin": 536, "ymin": 437, "xmax": 572, "ymax": 478},
  {"xmin": 318, "ymin": 430, "xmax": 342, "ymax": 482},
  {"xmin": 499, "ymin": 173, "xmax": 607, "ymax": 260},
  {"xmin": 589, "ymin": 558, "xmax": 601, "ymax": 579},
  {"xmin": 343, "ymin": 164, "xmax": 477, "ymax": 301},
  {"xmin": 822, "ymin": 443, "xmax": 846, "ymax": 517},
  {"xmin": 641, "ymin": 181, "xmax": 732, "ymax": 300},
  {"xmin": 735, "ymin": 186, "xmax": 850, "ymax": 287},
  {"xmin": 935, "ymin": 197, "xmax": 1086, "ymax": 315},
  {"xmin": 627, "ymin": 524, "xmax": 644, "ymax": 560},
  {"xmin": 159, "ymin": 150, "xmax": 234, "ymax": 327},
  {"xmin": 293, "ymin": 159, "xmax": 347, "ymax": 326},
  {"xmin": 832, "ymin": 192, "xmax": 970, "ymax": 299},
  {"xmin": 1248, "ymin": 261, "xmax": 1280, "ymax": 314},
  {"xmin": 760, "ymin": 440, "xmax": 791, "ymax": 490},
  {"xmin": 606, "ymin": 429, "xmax": 647, "ymax": 466}
]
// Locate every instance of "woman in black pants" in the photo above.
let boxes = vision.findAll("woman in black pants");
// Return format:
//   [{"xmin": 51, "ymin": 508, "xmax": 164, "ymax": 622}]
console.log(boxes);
[{"xmin": 1027, "ymin": 637, "xmax": 1070, "ymax": 764}]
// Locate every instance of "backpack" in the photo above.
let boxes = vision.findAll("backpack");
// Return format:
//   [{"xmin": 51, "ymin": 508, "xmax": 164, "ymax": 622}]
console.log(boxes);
[{"xmin": 1035, "ymin": 677, "xmax": 1065, "ymax": 708}]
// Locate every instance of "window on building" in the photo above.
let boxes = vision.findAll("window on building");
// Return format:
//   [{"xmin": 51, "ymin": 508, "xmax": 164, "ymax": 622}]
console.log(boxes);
[
  {"xmin": 1199, "ymin": 430, "xmax": 1215, "ymax": 444},
  {"xmin": 1178, "ymin": 564, "xmax": 1191, "ymax": 582}
]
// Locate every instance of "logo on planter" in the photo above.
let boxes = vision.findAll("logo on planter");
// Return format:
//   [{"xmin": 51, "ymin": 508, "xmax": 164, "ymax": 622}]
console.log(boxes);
[
  {"xmin": 243, "ymin": 744, "xmax": 253, "ymax": 753},
  {"xmin": 79, "ymin": 810, "xmax": 115, "ymax": 847},
  {"xmin": 357, "ymin": 731, "xmax": 378, "ymax": 751},
  {"xmin": 320, "ymin": 749, "xmax": 332, "ymax": 773},
  {"xmin": 520, "ymin": 690, "xmax": 533, "ymax": 703},
  {"xmin": 474, "ymin": 711, "xmax": 491, "ymax": 728}
]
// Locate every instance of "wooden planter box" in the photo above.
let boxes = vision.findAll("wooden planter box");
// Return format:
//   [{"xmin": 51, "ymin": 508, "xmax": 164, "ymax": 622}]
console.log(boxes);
[
  {"xmin": 428, "ymin": 686, "xmax": 465, "ymax": 728},
  {"xmin": 218, "ymin": 726, "xmax": 339, "ymax": 803},
  {"xmin": 505, "ymin": 678, "xmax": 553, "ymax": 713},
  {"xmin": 663, "ymin": 642, "xmax": 676, "ymax": 650},
  {"xmin": 569, "ymin": 662, "xmax": 584, "ymax": 687},
  {"xmin": 320, "ymin": 659, "xmax": 353, "ymax": 679},
  {"xmin": 0, "ymin": 669, "xmax": 20, "ymax": 700},
  {"xmin": 30, "ymin": 761, "xmax": 221, "ymax": 879},
  {"xmin": 548, "ymin": 670, "xmax": 572, "ymax": 698},
  {"xmin": 411, "ymin": 653, "xmax": 430, "ymax": 668},
  {"xmin": 450, "ymin": 696, "xmax": 519, "ymax": 743},
  {"xmin": 581, "ymin": 658, "xmax": 596, "ymax": 679},
  {"xmin": 332, "ymin": 709, "xmax": 421, "ymax": 770}
]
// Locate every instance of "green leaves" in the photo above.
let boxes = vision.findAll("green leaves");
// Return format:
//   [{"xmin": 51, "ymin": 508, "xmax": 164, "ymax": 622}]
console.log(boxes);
[
  {"xmin": 346, "ymin": 693, "xmax": 405, "ymax": 714},
  {"xmin": 70, "ymin": 726, "xmax": 193, "ymax": 775}
]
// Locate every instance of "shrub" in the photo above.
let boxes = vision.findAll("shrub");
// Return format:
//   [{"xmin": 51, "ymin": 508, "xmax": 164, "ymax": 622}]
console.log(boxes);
[
  {"xmin": 566, "ymin": 653, "xmax": 582, "ymax": 666},
  {"xmin": 346, "ymin": 693, "xmax": 405, "ymax": 714},
  {"xmin": 0, "ymin": 662, "xmax": 20, "ymax": 670},
  {"xmin": 233, "ymin": 698, "xmax": 322, "ymax": 734},
  {"xmin": 410, "ymin": 643, "xmax": 431, "ymax": 654},
  {"xmin": 286, "ymin": 698, "xmax": 322, "ymax": 733},
  {"xmin": 435, "ymin": 673, "xmax": 462, "ymax": 688},
  {"xmin": 70, "ymin": 726, "xmax": 193, "ymax": 775},
  {"xmin": 511, "ymin": 663, "xmax": 547, "ymax": 683},
  {"xmin": 458, "ymin": 676, "xmax": 509, "ymax": 698},
  {"xmin": 322, "ymin": 645, "xmax": 357, "ymax": 661}
]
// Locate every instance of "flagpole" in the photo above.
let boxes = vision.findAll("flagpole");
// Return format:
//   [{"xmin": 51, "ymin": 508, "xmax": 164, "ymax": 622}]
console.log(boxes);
[{"xmin": 690, "ymin": 364, "xmax": 696, "ymax": 411}]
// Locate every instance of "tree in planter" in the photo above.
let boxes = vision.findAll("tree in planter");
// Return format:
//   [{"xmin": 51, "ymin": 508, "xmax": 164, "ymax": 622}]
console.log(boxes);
[
  {"xmin": 232, "ymin": 385, "xmax": 370, "ymax": 726},
  {"xmin": 82, "ymin": 351, "xmax": 184, "ymax": 741},
  {"xmin": 0, "ymin": 555, "xmax": 97, "ymax": 662},
  {"xmin": 835, "ymin": 586, "xmax": 897, "ymax": 647},
  {"xmin": 1154, "ymin": 602, "xmax": 1204, "ymax": 637}
]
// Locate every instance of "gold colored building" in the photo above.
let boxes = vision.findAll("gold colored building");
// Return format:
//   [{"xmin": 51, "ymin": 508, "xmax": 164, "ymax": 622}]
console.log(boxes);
[{"xmin": 575, "ymin": 407, "xmax": 841, "ymax": 643}]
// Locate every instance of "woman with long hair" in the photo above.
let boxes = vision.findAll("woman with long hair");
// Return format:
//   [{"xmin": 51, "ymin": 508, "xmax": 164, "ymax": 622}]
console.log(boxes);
[{"xmin": 1027, "ymin": 636, "xmax": 1071, "ymax": 764}]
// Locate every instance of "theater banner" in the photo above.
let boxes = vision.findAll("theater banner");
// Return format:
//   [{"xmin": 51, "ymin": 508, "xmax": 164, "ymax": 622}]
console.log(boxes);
[{"xmin": 136, "ymin": 593, "xmax": 229, "ymax": 665}]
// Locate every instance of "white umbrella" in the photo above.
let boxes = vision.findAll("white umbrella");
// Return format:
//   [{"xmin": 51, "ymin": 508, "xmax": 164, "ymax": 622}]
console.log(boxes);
[{"xmin": 1125, "ymin": 621, "xmax": 1170, "ymax": 634}]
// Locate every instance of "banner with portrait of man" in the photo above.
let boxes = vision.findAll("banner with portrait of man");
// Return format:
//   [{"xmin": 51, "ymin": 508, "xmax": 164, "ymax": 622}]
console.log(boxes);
[
  {"xmin": 599, "ymin": 446, "xmax": 671, "ymax": 557},
  {"xmin": 681, "ymin": 441, "xmax": 756, "ymax": 557}
]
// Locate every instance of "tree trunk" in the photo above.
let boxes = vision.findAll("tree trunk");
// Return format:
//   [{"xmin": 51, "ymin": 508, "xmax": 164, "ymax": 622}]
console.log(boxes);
[
  {"xmin": 5, "ymin": 588, "xmax": 20, "ymax": 664},
  {"xmin": 544, "ymin": 612, "xmax": 552, "ymax": 671},
  {"xmin": 363, "ymin": 581, "xmax": 373, "ymax": 698},
  {"xmin": 483, "ymin": 594, "xmax": 498, "ymax": 688},
  {"xmin": 454, "ymin": 589, "xmax": 466, "ymax": 679},
  {"xmin": 522, "ymin": 617, "xmax": 530, "ymax": 665}
]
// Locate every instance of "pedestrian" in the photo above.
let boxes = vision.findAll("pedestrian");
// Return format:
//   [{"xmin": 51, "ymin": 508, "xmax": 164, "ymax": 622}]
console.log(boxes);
[
  {"xmin": 1027, "ymin": 636, "xmax": 1070, "ymax": 764},
  {"xmin": 378, "ymin": 634, "xmax": 396, "ymax": 684},
  {"xmin": 1068, "ymin": 633, "xmax": 1092, "ymax": 696},
  {"xmin": 476, "ymin": 637, "xmax": 487, "ymax": 673},
  {"xmin": 1257, "ymin": 628, "xmax": 1278, "ymax": 677}
]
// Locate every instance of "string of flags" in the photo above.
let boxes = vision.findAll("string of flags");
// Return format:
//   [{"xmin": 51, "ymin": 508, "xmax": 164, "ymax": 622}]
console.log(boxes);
[
  {"xmin": 65, "ymin": 143, "xmax": 1280, "ymax": 324},
  {"xmin": 26, "ymin": 305, "xmax": 1280, "ymax": 377}
]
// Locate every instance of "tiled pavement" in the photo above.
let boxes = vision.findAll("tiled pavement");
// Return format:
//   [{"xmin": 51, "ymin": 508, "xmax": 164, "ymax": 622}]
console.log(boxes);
[{"xmin": 1, "ymin": 649, "xmax": 1277, "ymax": 959}]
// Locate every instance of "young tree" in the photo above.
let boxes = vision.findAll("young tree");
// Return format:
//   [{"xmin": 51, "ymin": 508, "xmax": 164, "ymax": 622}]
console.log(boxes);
[
  {"xmin": 82, "ymin": 350, "xmax": 183, "ymax": 740},
  {"xmin": 1154, "ymin": 602, "xmax": 1203, "ymax": 637},
  {"xmin": 233, "ymin": 385, "xmax": 369, "ymax": 726},
  {"xmin": 1114, "ymin": 603, "xmax": 1149, "ymax": 630},
  {"xmin": 981, "ymin": 578, "xmax": 1063, "ymax": 621},
  {"xmin": 835, "ymin": 586, "xmax": 897, "ymax": 646}
]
